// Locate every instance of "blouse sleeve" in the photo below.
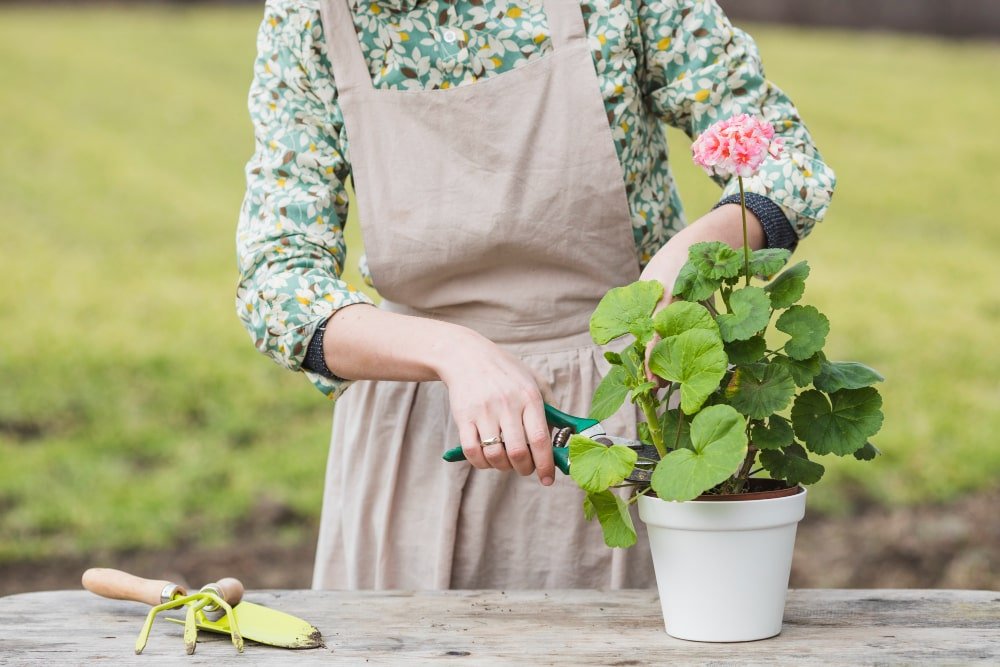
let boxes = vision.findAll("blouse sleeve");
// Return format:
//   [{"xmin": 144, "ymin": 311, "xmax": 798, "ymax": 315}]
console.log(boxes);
[
  {"xmin": 637, "ymin": 0, "xmax": 836, "ymax": 239},
  {"xmin": 236, "ymin": 0, "xmax": 373, "ymax": 399}
]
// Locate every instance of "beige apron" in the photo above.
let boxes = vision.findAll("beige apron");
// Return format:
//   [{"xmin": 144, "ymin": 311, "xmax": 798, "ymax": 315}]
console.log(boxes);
[{"xmin": 314, "ymin": 0, "xmax": 655, "ymax": 589}]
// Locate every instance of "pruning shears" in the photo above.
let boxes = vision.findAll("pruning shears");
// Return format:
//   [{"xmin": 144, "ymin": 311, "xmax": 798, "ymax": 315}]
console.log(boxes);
[{"xmin": 442, "ymin": 403, "xmax": 658, "ymax": 482}]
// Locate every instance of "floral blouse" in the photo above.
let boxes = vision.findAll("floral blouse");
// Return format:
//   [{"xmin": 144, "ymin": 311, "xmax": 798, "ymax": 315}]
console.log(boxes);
[{"xmin": 236, "ymin": 0, "xmax": 836, "ymax": 399}]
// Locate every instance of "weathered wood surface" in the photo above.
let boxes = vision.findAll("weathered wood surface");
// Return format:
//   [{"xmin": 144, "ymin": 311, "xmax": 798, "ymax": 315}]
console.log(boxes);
[{"xmin": 0, "ymin": 589, "xmax": 996, "ymax": 665}]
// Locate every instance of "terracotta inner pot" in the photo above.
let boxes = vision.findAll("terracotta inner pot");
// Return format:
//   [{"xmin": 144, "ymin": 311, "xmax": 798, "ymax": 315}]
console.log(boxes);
[{"xmin": 693, "ymin": 478, "xmax": 804, "ymax": 502}]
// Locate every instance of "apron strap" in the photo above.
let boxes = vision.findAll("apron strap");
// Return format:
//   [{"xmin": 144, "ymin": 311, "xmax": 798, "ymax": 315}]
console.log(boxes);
[
  {"xmin": 319, "ymin": 0, "xmax": 375, "ymax": 92},
  {"xmin": 543, "ymin": 0, "xmax": 588, "ymax": 51},
  {"xmin": 320, "ymin": 0, "xmax": 589, "ymax": 92}
]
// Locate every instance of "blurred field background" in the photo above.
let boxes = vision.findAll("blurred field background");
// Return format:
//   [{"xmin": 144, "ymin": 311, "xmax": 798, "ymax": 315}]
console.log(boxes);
[{"xmin": 1, "ymin": 5, "xmax": 998, "ymax": 591}]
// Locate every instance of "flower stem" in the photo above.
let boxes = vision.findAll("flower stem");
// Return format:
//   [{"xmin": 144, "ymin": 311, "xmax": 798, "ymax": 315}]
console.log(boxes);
[
  {"xmin": 637, "ymin": 394, "xmax": 667, "ymax": 459},
  {"xmin": 733, "ymin": 445, "xmax": 758, "ymax": 493},
  {"xmin": 673, "ymin": 408, "xmax": 685, "ymax": 450},
  {"xmin": 738, "ymin": 176, "xmax": 750, "ymax": 287}
]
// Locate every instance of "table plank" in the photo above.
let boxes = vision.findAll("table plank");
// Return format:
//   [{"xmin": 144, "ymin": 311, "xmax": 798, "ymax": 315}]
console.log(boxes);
[{"xmin": 0, "ymin": 589, "xmax": 996, "ymax": 665}]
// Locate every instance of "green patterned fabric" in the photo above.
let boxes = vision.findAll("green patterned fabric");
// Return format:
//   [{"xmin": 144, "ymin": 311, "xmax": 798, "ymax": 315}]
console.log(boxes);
[{"xmin": 236, "ymin": 0, "xmax": 836, "ymax": 398}]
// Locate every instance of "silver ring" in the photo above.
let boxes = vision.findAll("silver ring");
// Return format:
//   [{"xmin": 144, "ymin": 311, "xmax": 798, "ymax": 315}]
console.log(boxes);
[{"xmin": 480, "ymin": 435, "xmax": 504, "ymax": 448}]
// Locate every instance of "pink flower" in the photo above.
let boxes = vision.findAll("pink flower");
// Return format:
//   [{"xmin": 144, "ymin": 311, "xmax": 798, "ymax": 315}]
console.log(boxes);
[{"xmin": 691, "ymin": 114, "xmax": 782, "ymax": 178}]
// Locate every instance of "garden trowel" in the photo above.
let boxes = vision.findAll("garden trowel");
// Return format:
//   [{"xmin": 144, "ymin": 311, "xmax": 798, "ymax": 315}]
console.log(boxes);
[
  {"xmin": 82, "ymin": 568, "xmax": 323, "ymax": 652},
  {"xmin": 163, "ymin": 595, "xmax": 323, "ymax": 649}
]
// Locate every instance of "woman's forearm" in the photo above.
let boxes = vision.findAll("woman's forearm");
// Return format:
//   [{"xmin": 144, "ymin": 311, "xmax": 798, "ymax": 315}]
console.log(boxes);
[{"xmin": 321, "ymin": 303, "xmax": 480, "ymax": 383}]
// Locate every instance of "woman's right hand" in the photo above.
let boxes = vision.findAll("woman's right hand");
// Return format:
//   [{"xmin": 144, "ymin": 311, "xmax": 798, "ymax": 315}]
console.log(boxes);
[{"xmin": 434, "ymin": 328, "xmax": 556, "ymax": 486}]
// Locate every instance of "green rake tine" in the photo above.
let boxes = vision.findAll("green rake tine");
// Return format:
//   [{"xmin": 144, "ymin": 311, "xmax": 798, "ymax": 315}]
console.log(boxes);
[
  {"xmin": 199, "ymin": 592, "xmax": 245, "ymax": 653},
  {"xmin": 184, "ymin": 597, "xmax": 210, "ymax": 655},
  {"xmin": 135, "ymin": 592, "xmax": 202, "ymax": 655}
]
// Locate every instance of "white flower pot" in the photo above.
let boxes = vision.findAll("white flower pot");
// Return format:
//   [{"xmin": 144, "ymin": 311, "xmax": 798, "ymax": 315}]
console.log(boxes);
[{"xmin": 637, "ymin": 485, "xmax": 807, "ymax": 642}]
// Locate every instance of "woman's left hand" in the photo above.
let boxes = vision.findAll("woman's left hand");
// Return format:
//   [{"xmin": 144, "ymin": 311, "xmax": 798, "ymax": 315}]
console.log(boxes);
[{"xmin": 639, "ymin": 204, "xmax": 766, "ymax": 381}]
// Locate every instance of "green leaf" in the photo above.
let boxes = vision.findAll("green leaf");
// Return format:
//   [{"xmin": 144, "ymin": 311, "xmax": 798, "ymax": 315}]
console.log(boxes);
[
  {"xmin": 765, "ymin": 261, "xmax": 810, "ymax": 309},
  {"xmin": 620, "ymin": 345, "xmax": 642, "ymax": 378},
  {"xmin": 772, "ymin": 351, "xmax": 824, "ymax": 387},
  {"xmin": 791, "ymin": 388, "xmax": 884, "ymax": 456},
  {"xmin": 716, "ymin": 286, "xmax": 772, "ymax": 342},
  {"xmin": 725, "ymin": 336, "xmax": 767, "ymax": 364},
  {"xmin": 583, "ymin": 491, "xmax": 637, "ymax": 548},
  {"xmin": 568, "ymin": 434, "xmax": 638, "ymax": 493},
  {"xmin": 853, "ymin": 441, "xmax": 882, "ymax": 461},
  {"xmin": 652, "ymin": 301, "xmax": 719, "ymax": 339},
  {"xmin": 751, "ymin": 417, "xmax": 795, "ymax": 450},
  {"xmin": 776, "ymin": 305, "xmax": 830, "ymax": 360},
  {"xmin": 604, "ymin": 351, "xmax": 622, "ymax": 365},
  {"xmin": 589, "ymin": 280, "xmax": 663, "ymax": 345},
  {"xmin": 725, "ymin": 363, "xmax": 796, "ymax": 420},
  {"xmin": 689, "ymin": 241, "xmax": 743, "ymax": 280},
  {"xmin": 814, "ymin": 361, "xmax": 885, "ymax": 393},
  {"xmin": 629, "ymin": 381, "xmax": 658, "ymax": 402},
  {"xmin": 648, "ymin": 329, "xmax": 728, "ymax": 414},
  {"xmin": 749, "ymin": 248, "xmax": 791, "ymax": 277},
  {"xmin": 759, "ymin": 443, "xmax": 825, "ymax": 485},
  {"xmin": 650, "ymin": 405, "xmax": 748, "ymax": 501},
  {"xmin": 637, "ymin": 421, "xmax": 652, "ymax": 446},
  {"xmin": 660, "ymin": 408, "xmax": 693, "ymax": 451},
  {"xmin": 589, "ymin": 366, "xmax": 629, "ymax": 421},
  {"xmin": 672, "ymin": 261, "xmax": 724, "ymax": 301}
]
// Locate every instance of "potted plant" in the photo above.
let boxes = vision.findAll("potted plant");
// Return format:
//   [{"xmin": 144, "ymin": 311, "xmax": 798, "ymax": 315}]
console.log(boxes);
[{"xmin": 569, "ymin": 115, "xmax": 884, "ymax": 642}]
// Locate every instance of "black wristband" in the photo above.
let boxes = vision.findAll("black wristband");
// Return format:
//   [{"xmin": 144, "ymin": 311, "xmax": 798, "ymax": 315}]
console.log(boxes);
[
  {"xmin": 302, "ymin": 317, "xmax": 340, "ymax": 380},
  {"xmin": 714, "ymin": 192, "xmax": 798, "ymax": 251}
]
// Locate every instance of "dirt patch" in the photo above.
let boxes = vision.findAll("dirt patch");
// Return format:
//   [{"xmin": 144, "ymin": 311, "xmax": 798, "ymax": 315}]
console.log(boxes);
[
  {"xmin": 791, "ymin": 485, "xmax": 999, "ymax": 590},
  {"xmin": 2, "ymin": 488, "xmax": 997, "ymax": 597}
]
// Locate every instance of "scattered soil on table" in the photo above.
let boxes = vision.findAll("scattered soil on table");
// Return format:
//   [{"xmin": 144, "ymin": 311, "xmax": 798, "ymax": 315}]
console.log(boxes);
[{"xmin": 2, "ymin": 487, "xmax": 997, "ymax": 596}]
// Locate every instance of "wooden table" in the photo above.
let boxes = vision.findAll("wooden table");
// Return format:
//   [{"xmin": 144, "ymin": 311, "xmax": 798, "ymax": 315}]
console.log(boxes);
[{"xmin": 0, "ymin": 589, "xmax": 996, "ymax": 664}]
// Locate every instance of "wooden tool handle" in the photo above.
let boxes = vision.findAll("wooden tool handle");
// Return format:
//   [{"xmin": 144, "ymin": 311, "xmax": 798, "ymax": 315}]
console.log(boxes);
[
  {"xmin": 203, "ymin": 577, "xmax": 244, "ymax": 607},
  {"xmin": 81, "ymin": 568, "xmax": 186, "ymax": 607}
]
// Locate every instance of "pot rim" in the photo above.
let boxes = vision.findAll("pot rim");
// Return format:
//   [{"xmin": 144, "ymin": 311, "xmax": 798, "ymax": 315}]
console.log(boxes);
[
  {"xmin": 693, "ymin": 483, "xmax": 804, "ymax": 503},
  {"xmin": 637, "ymin": 486, "xmax": 807, "ymax": 531}
]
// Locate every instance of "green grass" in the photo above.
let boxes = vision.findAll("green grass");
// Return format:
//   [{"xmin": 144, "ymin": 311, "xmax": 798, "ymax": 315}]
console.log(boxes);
[{"xmin": 1, "ymin": 7, "xmax": 998, "ymax": 560}]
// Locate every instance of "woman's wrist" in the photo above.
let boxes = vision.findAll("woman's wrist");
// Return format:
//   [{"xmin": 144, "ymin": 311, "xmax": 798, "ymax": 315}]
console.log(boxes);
[{"xmin": 426, "ymin": 323, "xmax": 493, "ymax": 385}]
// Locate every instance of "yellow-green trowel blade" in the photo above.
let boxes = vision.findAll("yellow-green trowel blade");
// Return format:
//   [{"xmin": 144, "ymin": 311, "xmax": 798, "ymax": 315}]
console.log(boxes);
[{"xmin": 167, "ymin": 601, "xmax": 323, "ymax": 649}]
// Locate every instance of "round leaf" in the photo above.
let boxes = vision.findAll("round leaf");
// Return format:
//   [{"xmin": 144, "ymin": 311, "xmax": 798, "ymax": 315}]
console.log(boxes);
[
  {"xmin": 776, "ymin": 305, "xmax": 830, "ymax": 360},
  {"xmin": 568, "ymin": 435, "xmax": 638, "ymax": 493},
  {"xmin": 725, "ymin": 336, "xmax": 767, "ymax": 364},
  {"xmin": 648, "ymin": 329, "xmax": 728, "ymax": 414},
  {"xmin": 672, "ymin": 261, "xmax": 722, "ymax": 301},
  {"xmin": 749, "ymin": 248, "xmax": 791, "ymax": 277},
  {"xmin": 759, "ymin": 443, "xmax": 825, "ymax": 486},
  {"xmin": 765, "ymin": 261, "xmax": 810, "ymax": 309},
  {"xmin": 853, "ymin": 441, "xmax": 882, "ymax": 461},
  {"xmin": 650, "ymin": 405, "xmax": 748, "ymax": 501},
  {"xmin": 652, "ymin": 301, "xmax": 719, "ymax": 340},
  {"xmin": 772, "ymin": 351, "xmax": 824, "ymax": 387},
  {"xmin": 690, "ymin": 241, "xmax": 742, "ymax": 280},
  {"xmin": 751, "ymin": 417, "xmax": 795, "ymax": 450},
  {"xmin": 583, "ymin": 491, "xmax": 637, "ymax": 548},
  {"xmin": 725, "ymin": 362, "xmax": 796, "ymax": 420},
  {"xmin": 791, "ymin": 388, "xmax": 884, "ymax": 456},
  {"xmin": 717, "ymin": 286, "xmax": 772, "ymax": 342},
  {"xmin": 589, "ymin": 280, "xmax": 663, "ymax": 345},
  {"xmin": 814, "ymin": 361, "xmax": 885, "ymax": 393},
  {"xmin": 589, "ymin": 366, "xmax": 629, "ymax": 421}
]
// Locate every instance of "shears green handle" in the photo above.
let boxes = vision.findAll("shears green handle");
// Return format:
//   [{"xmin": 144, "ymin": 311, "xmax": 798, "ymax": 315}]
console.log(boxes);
[{"xmin": 442, "ymin": 403, "xmax": 599, "ymax": 476}]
